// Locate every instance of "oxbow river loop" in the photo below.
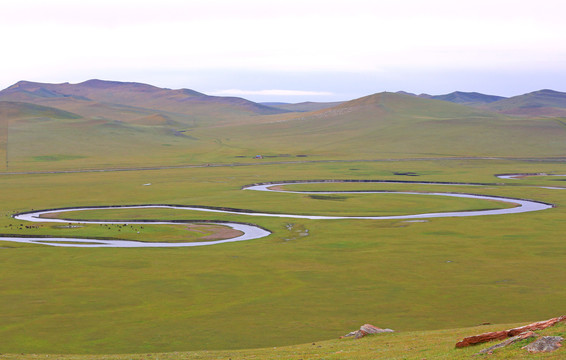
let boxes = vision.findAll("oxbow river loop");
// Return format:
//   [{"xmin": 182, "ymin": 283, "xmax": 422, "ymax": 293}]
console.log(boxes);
[{"xmin": 2, "ymin": 180, "xmax": 553, "ymax": 247}]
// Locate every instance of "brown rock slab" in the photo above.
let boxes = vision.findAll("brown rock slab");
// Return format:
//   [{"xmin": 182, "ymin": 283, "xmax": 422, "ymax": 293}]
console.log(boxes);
[
  {"xmin": 456, "ymin": 315, "xmax": 566, "ymax": 348},
  {"xmin": 456, "ymin": 330, "xmax": 509, "ymax": 347},
  {"xmin": 523, "ymin": 336, "xmax": 563, "ymax": 353}
]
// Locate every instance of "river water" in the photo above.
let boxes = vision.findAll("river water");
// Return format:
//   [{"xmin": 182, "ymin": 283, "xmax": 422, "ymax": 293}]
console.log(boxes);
[{"xmin": 1, "ymin": 181, "xmax": 553, "ymax": 247}]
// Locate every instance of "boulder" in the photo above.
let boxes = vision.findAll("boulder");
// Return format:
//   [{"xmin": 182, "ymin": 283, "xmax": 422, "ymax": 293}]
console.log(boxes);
[
  {"xmin": 523, "ymin": 336, "xmax": 563, "ymax": 353},
  {"xmin": 341, "ymin": 324, "xmax": 394, "ymax": 339}
]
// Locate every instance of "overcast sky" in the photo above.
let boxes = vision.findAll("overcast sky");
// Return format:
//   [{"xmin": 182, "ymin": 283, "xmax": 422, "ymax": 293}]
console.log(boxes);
[{"xmin": 2, "ymin": 0, "xmax": 566, "ymax": 102}]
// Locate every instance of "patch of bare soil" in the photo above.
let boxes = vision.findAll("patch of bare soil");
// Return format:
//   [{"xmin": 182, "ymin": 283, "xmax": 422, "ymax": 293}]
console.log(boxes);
[
  {"xmin": 186, "ymin": 224, "xmax": 244, "ymax": 241},
  {"xmin": 39, "ymin": 212, "xmax": 63, "ymax": 219}
]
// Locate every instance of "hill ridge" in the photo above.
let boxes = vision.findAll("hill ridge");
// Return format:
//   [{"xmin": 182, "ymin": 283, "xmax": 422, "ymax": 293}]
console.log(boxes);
[
  {"xmin": 0, "ymin": 80, "xmax": 289, "ymax": 125},
  {"xmin": 485, "ymin": 88, "xmax": 566, "ymax": 116}
]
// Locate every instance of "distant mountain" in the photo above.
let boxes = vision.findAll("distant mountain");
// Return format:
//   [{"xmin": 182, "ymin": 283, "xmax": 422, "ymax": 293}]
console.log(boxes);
[
  {"xmin": 260, "ymin": 101, "xmax": 344, "ymax": 112},
  {"xmin": 0, "ymin": 80, "xmax": 288, "ymax": 126},
  {"xmin": 398, "ymin": 91, "xmax": 506, "ymax": 105},
  {"xmin": 306, "ymin": 92, "xmax": 497, "ymax": 121},
  {"xmin": 430, "ymin": 91, "xmax": 506, "ymax": 105},
  {"xmin": 485, "ymin": 89, "xmax": 566, "ymax": 116},
  {"xmin": 399, "ymin": 89, "xmax": 566, "ymax": 116}
]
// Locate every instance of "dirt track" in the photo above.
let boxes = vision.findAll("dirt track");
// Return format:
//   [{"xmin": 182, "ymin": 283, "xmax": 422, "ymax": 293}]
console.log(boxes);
[{"xmin": 2, "ymin": 156, "xmax": 566, "ymax": 176}]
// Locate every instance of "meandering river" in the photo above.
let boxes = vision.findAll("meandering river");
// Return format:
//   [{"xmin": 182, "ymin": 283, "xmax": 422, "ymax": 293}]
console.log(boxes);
[{"xmin": 1, "ymin": 180, "xmax": 553, "ymax": 247}]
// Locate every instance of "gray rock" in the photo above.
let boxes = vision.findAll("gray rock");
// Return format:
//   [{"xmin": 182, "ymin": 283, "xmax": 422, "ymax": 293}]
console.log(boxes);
[
  {"xmin": 478, "ymin": 331, "xmax": 537, "ymax": 355},
  {"xmin": 523, "ymin": 336, "xmax": 563, "ymax": 353},
  {"xmin": 341, "ymin": 324, "xmax": 394, "ymax": 339}
]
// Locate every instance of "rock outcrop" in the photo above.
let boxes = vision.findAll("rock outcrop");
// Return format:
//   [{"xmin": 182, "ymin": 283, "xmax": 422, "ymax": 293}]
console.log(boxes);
[
  {"xmin": 341, "ymin": 324, "xmax": 394, "ymax": 339},
  {"xmin": 477, "ymin": 331, "xmax": 537, "ymax": 355},
  {"xmin": 523, "ymin": 336, "xmax": 563, "ymax": 353},
  {"xmin": 456, "ymin": 315, "xmax": 566, "ymax": 348}
]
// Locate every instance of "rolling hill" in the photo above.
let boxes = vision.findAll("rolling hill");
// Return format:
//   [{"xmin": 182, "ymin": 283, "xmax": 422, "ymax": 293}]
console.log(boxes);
[
  {"xmin": 0, "ymin": 80, "xmax": 288, "ymax": 126},
  {"xmin": 0, "ymin": 80, "xmax": 296, "ymax": 171},
  {"xmin": 417, "ymin": 89, "xmax": 566, "ymax": 116},
  {"xmin": 428, "ymin": 91, "xmax": 506, "ymax": 105},
  {"xmin": 400, "ymin": 91, "xmax": 506, "ymax": 105},
  {"xmin": 203, "ymin": 92, "xmax": 566, "ymax": 160},
  {"xmin": 484, "ymin": 89, "xmax": 566, "ymax": 116},
  {"xmin": 2, "ymin": 81, "xmax": 566, "ymax": 171},
  {"xmin": 0, "ymin": 100, "xmax": 81, "ymax": 121},
  {"xmin": 0, "ymin": 101, "xmax": 84, "ymax": 171}
]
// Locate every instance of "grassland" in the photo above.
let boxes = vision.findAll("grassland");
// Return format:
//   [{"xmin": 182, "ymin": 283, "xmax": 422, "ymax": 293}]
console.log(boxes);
[
  {"xmin": 0, "ymin": 159, "xmax": 565, "ymax": 356},
  {"xmin": 0, "ymin": 85, "xmax": 565, "ymax": 357},
  {"xmin": 1, "ymin": 321, "xmax": 564, "ymax": 359}
]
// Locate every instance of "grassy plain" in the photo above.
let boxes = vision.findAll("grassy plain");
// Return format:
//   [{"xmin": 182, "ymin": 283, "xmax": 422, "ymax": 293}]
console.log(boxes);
[
  {"xmin": 0, "ymin": 159, "xmax": 565, "ymax": 355},
  {"xmin": 1, "ymin": 321, "xmax": 564, "ymax": 359}
]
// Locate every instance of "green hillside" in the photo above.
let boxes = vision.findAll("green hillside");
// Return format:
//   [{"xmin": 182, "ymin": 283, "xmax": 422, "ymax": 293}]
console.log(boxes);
[
  {"xmin": 199, "ymin": 92, "xmax": 566, "ymax": 160},
  {"xmin": 0, "ymin": 101, "xmax": 83, "ymax": 171},
  {"xmin": 5, "ymin": 116, "xmax": 221, "ymax": 171},
  {"xmin": 0, "ymin": 100, "xmax": 81, "ymax": 120},
  {"xmin": 3, "ymin": 89, "xmax": 566, "ymax": 172},
  {"xmin": 0, "ymin": 110, "xmax": 5, "ymax": 171}
]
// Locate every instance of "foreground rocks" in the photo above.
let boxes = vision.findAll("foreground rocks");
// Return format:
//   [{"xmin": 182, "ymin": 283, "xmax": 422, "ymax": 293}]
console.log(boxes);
[
  {"xmin": 456, "ymin": 315, "xmax": 566, "ymax": 348},
  {"xmin": 341, "ymin": 324, "xmax": 394, "ymax": 339},
  {"xmin": 477, "ymin": 331, "xmax": 537, "ymax": 355},
  {"xmin": 523, "ymin": 336, "xmax": 563, "ymax": 353}
]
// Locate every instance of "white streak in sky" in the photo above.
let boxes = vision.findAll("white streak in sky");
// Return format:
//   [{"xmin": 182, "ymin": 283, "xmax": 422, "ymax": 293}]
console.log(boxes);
[{"xmin": 209, "ymin": 89, "xmax": 334, "ymax": 97}]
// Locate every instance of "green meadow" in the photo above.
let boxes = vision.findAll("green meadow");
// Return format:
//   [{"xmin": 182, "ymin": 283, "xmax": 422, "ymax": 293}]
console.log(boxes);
[
  {"xmin": 1, "ymin": 321, "xmax": 564, "ymax": 359},
  {"xmin": 1, "ymin": 88, "xmax": 565, "ymax": 357},
  {"xmin": 0, "ymin": 159, "xmax": 565, "ymax": 355}
]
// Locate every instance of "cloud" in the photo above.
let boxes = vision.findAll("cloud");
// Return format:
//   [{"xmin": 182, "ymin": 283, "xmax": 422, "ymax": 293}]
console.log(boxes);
[
  {"xmin": 209, "ymin": 89, "xmax": 334, "ymax": 97},
  {"xmin": 2, "ymin": 0, "xmax": 566, "ymax": 93}
]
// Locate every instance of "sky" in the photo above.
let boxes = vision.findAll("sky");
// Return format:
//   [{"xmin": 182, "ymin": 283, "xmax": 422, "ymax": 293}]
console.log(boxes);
[{"xmin": 1, "ymin": 0, "xmax": 566, "ymax": 102}]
